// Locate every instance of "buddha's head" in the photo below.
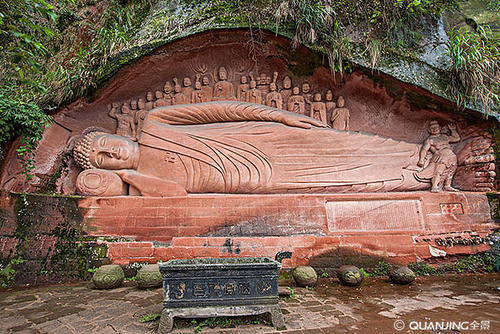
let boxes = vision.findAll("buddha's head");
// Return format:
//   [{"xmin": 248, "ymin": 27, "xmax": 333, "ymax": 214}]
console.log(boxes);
[
  {"xmin": 302, "ymin": 82, "xmax": 311, "ymax": 94},
  {"xmin": 292, "ymin": 86, "xmax": 300, "ymax": 95},
  {"xmin": 428, "ymin": 120, "xmax": 441, "ymax": 135},
  {"xmin": 337, "ymin": 95, "xmax": 345, "ymax": 108},
  {"xmin": 218, "ymin": 67, "xmax": 228, "ymax": 80},
  {"xmin": 73, "ymin": 131, "xmax": 139, "ymax": 170},
  {"xmin": 283, "ymin": 76, "xmax": 292, "ymax": 89}
]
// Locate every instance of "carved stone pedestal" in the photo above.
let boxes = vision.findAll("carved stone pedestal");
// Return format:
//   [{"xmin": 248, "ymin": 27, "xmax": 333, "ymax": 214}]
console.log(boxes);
[{"xmin": 157, "ymin": 304, "xmax": 285, "ymax": 333}]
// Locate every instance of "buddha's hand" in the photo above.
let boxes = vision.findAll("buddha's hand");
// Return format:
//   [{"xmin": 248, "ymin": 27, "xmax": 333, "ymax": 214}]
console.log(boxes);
[{"xmin": 279, "ymin": 112, "xmax": 329, "ymax": 129}]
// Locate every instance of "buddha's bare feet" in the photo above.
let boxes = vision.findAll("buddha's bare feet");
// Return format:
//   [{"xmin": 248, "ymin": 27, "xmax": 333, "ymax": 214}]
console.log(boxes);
[{"xmin": 443, "ymin": 186, "xmax": 459, "ymax": 192}]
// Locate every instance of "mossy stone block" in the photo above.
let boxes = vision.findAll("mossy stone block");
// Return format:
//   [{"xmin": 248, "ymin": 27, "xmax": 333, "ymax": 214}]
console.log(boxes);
[
  {"xmin": 337, "ymin": 265, "xmax": 364, "ymax": 287},
  {"xmin": 92, "ymin": 264, "xmax": 124, "ymax": 289},
  {"xmin": 137, "ymin": 264, "xmax": 162, "ymax": 289},
  {"xmin": 292, "ymin": 266, "xmax": 318, "ymax": 287}
]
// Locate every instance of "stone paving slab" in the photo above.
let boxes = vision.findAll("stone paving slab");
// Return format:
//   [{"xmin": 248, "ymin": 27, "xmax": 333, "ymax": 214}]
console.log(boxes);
[{"xmin": 0, "ymin": 274, "xmax": 499, "ymax": 333}]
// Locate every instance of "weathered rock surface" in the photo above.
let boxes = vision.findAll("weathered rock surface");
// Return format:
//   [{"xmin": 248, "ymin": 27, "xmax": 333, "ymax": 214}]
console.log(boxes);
[
  {"xmin": 92, "ymin": 264, "xmax": 124, "ymax": 289},
  {"xmin": 337, "ymin": 265, "xmax": 364, "ymax": 287},
  {"xmin": 136, "ymin": 264, "xmax": 162, "ymax": 289},
  {"xmin": 292, "ymin": 266, "xmax": 318, "ymax": 287},
  {"xmin": 388, "ymin": 266, "xmax": 416, "ymax": 285}
]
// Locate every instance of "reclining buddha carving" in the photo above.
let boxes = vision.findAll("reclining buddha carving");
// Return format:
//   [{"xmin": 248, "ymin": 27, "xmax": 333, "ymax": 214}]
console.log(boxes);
[{"xmin": 72, "ymin": 101, "xmax": 458, "ymax": 197}]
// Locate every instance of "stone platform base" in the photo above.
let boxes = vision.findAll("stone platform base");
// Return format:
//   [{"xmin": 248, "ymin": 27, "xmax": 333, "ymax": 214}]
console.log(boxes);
[
  {"xmin": 78, "ymin": 192, "xmax": 497, "ymax": 267},
  {"xmin": 158, "ymin": 304, "xmax": 285, "ymax": 333}
]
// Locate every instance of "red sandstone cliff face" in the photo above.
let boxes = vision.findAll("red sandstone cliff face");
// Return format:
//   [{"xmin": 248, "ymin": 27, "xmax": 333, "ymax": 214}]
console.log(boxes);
[{"xmin": 0, "ymin": 30, "xmax": 496, "ymax": 195}]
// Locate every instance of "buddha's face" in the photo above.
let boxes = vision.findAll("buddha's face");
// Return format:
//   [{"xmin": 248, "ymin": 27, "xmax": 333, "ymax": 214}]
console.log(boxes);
[
  {"xmin": 89, "ymin": 134, "xmax": 138, "ymax": 170},
  {"xmin": 219, "ymin": 68, "xmax": 227, "ymax": 80},
  {"xmin": 283, "ymin": 76, "xmax": 291, "ymax": 89},
  {"xmin": 302, "ymin": 83, "xmax": 310, "ymax": 94}
]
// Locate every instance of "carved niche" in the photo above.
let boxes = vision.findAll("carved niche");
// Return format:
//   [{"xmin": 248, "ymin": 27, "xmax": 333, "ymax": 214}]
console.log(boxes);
[{"xmin": 0, "ymin": 30, "xmax": 495, "ymax": 196}]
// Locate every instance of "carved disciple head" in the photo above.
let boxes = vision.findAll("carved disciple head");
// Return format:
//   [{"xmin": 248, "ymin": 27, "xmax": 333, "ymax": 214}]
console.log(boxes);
[
  {"xmin": 292, "ymin": 86, "xmax": 300, "ymax": 95},
  {"xmin": 302, "ymin": 82, "xmax": 311, "ymax": 94},
  {"xmin": 121, "ymin": 103, "xmax": 131, "ymax": 114},
  {"xmin": 146, "ymin": 91, "xmax": 154, "ymax": 102},
  {"xmin": 428, "ymin": 120, "xmax": 441, "ymax": 135},
  {"xmin": 283, "ymin": 76, "xmax": 292, "ymax": 89},
  {"xmin": 241, "ymin": 76, "xmax": 247, "ymax": 84},
  {"xmin": 155, "ymin": 91, "xmax": 163, "ymax": 99},
  {"xmin": 195, "ymin": 80, "xmax": 202, "ymax": 90},
  {"xmin": 138, "ymin": 98, "xmax": 146, "ymax": 110},
  {"xmin": 164, "ymin": 81, "xmax": 173, "ymax": 94},
  {"xmin": 337, "ymin": 95, "xmax": 345, "ymax": 107},
  {"xmin": 130, "ymin": 99, "xmax": 138, "ymax": 110},
  {"xmin": 183, "ymin": 77, "xmax": 192, "ymax": 87},
  {"xmin": 270, "ymin": 82, "xmax": 277, "ymax": 92},
  {"xmin": 326, "ymin": 90, "xmax": 333, "ymax": 101},
  {"xmin": 314, "ymin": 93, "xmax": 322, "ymax": 102},
  {"xmin": 250, "ymin": 80, "xmax": 257, "ymax": 89},
  {"xmin": 218, "ymin": 67, "xmax": 228, "ymax": 80},
  {"xmin": 202, "ymin": 76, "xmax": 210, "ymax": 86},
  {"xmin": 73, "ymin": 131, "xmax": 139, "ymax": 170}
]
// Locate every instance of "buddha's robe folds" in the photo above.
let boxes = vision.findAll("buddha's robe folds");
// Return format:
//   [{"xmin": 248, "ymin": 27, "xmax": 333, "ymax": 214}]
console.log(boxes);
[{"xmin": 136, "ymin": 102, "xmax": 427, "ymax": 194}]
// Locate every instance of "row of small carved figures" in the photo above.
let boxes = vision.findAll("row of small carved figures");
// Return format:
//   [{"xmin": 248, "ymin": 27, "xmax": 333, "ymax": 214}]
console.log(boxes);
[
  {"xmin": 419, "ymin": 235, "xmax": 489, "ymax": 247},
  {"xmin": 108, "ymin": 72, "xmax": 350, "ymax": 128}
]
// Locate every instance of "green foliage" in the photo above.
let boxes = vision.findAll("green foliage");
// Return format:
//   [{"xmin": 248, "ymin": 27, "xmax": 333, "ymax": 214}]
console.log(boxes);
[
  {"xmin": 445, "ymin": 25, "xmax": 499, "ymax": 114},
  {"xmin": 359, "ymin": 267, "xmax": 370, "ymax": 277},
  {"xmin": 191, "ymin": 317, "xmax": 234, "ymax": 332},
  {"xmin": 0, "ymin": 257, "xmax": 26, "ymax": 288},
  {"xmin": 287, "ymin": 286, "xmax": 294, "ymax": 298},
  {"xmin": 321, "ymin": 269, "xmax": 329, "ymax": 277},
  {"xmin": 408, "ymin": 262, "xmax": 444, "ymax": 276},
  {"xmin": 455, "ymin": 253, "xmax": 496, "ymax": 273},
  {"xmin": 138, "ymin": 313, "xmax": 161, "ymax": 323},
  {"xmin": 369, "ymin": 259, "xmax": 392, "ymax": 277}
]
